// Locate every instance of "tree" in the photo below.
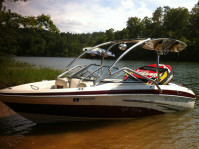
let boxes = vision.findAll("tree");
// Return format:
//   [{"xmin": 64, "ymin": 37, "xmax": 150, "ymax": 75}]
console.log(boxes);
[
  {"xmin": 151, "ymin": 7, "xmax": 163, "ymax": 37},
  {"xmin": 141, "ymin": 17, "xmax": 152, "ymax": 37},
  {"xmin": 114, "ymin": 28, "xmax": 129, "ymax": 40},
  {"xmin": 37, "ymin": 14, "xmax": 60, "ymax": 33},
  {"xmin": 105, "ymin": 28, "xmax": 114, "ymax": 41},
  {"xmin": 163, "ymin": 7, "xmax": 189, "ymax": 38},
  {"xmin": 126, "ymin": 17, "xmax": 144, "ymax": 38},
  {"xmin": 0, "ymin": 0, "xmax": 60, "ymax": 56},
  {"xmin": 189, "ymin": 7, "xmax": 199, "ymax": 38}
]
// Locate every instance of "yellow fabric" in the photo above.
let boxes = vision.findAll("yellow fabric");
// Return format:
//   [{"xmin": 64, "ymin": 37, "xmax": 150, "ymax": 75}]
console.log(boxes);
[
  {"xmin": 159, "ymin": 71, "xmax": 168, "ymax": 85},
  {"xmin": 123, "ymin": 69, "xmax": 169, "ymax": 85}
]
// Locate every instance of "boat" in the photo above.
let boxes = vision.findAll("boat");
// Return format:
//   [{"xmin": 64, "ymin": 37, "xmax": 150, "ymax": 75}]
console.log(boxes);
[{"xmin": 0, "ymin": 38, "xmax": 196, "ymax": 123}]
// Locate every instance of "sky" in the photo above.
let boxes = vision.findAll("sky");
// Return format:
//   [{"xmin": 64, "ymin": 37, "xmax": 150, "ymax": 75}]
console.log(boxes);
[{"xmin": 4, "ymin": 0, "xmax": 199, "ymax": 33}]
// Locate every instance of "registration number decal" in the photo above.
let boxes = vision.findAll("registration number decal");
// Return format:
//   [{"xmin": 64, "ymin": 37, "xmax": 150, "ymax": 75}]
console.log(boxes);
[{"xmin": 73, "ymin": 97, "xmax": 95, "ymax": 102}]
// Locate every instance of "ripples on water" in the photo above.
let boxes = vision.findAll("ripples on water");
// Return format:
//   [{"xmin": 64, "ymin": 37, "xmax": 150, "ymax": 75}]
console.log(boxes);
[{"xmin": 0, "ymin": 57, "xmax": 198, "ymax": 149}]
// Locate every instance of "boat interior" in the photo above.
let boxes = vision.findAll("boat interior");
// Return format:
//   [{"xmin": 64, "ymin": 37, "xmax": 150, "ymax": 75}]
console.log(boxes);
[{"xmin": 4, "ymin": 38, "xmax": 187, "ymax": 92}]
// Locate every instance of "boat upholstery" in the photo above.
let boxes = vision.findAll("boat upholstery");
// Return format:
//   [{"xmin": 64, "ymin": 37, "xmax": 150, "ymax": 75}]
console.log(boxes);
[
  {"xmin": 136, "ymin": 64, "xmax": 173, "ymax": 85},
  {"xmin": 68, "ymin": 78, "xmax": 80, "ymax": 88},
  {"xmin": 69, "ymin": 79, "xmax": 93, "ymax": 88},
  {"xmin": 55, "ymin": 78, "xmax": 69, "ymax": 89},
  {"xmin": 79, "ymin": 81, "xmax": 93, "ymax": 88},
  {"xmin": 55, "ymin": 78, "xmax": 93, "ymax": 89},
  {"xmin": 124, "ymin": 64, "xmax": 173, "ymax": 85}
]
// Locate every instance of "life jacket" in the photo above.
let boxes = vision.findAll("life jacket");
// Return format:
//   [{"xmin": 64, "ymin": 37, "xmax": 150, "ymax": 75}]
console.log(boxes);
[{"xmin": 123, "ymin": 64, "xmax": 173, "ymax": 85}]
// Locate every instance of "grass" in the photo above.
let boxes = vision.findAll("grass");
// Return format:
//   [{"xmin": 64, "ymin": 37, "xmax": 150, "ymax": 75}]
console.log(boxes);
[{"xmin": 0, "ymin": 56, "xmax": 62, "ymax": 89}]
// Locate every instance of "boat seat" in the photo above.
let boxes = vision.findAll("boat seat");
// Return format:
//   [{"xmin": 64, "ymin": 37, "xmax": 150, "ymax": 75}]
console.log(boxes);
[
  {"xmin": 68, "ymin": 78, "xmax": 81, "ymax": 88},
  {"xmin": 124, "ymin": 64, "xmax": 173, "ymax": 85},
  {"xmin": 79, "ymin": 81, "xmax": 93, "ymax": 88},
  {"xmin": 55, "ymin": 78, "xmax": 69, "ymax": 89},
  {"xmin": 69, "ymin": 79, "xmax": 93, "ymax": 88},
  {"xmin": 56, "ymin": 78, "xmax": 93, "ymax": 88}
]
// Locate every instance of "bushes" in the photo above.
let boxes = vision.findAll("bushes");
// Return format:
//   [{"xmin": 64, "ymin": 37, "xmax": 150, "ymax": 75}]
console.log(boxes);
[{"xmin": 0, "ymin": 57, "xmax": 61, "ymax": 89}]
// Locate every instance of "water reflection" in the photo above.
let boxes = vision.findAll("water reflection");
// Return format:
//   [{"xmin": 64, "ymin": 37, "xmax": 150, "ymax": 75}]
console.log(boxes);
[{"xmin": 0, "ymin": 115, "xmax": 35, "ymax": 136}]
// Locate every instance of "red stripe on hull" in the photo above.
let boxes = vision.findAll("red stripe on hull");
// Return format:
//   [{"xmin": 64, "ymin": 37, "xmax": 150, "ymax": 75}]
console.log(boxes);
[{"xmin": 0, "ymin": 89, "xmax": 195, "ymax": 98}]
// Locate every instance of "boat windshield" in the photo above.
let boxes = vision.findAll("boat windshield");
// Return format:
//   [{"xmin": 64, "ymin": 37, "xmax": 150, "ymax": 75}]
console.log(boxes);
[
  {"xmin": 69, "ymin": 64, "xmax": 140, "ymax": 83},
  {"xmin": 96, "ymin": 70, "xmax": 140, "ymax": 83},
  {"xmin": 70, "ymin": 64, "xmax": 119, "ymax": 81}
]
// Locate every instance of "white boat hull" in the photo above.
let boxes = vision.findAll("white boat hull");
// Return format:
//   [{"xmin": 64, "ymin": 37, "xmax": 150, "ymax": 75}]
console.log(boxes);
[{"xmin": 0, "ymin": 81, "xmax": 195, "ymax": 123}]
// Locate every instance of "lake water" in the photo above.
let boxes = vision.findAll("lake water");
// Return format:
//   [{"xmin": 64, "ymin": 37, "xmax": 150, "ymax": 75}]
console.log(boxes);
[{"xmin": 0, "ymin": 57, "xmax": 199, "ymax": 149}]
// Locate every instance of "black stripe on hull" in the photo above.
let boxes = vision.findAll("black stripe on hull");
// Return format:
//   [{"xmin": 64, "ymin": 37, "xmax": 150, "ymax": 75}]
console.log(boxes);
[{"xmin": 3, "ymin": 102, "xmax": 163, "ymax": 119}]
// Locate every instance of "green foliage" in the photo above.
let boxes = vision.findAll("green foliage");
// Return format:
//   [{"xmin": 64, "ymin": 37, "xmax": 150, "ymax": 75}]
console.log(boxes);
[
  {"xmin": 105, "ymin": 28, "xmax": 114, "ymax": 41},
  {"xmin": 163, "ymin": 7, "xmax": 189, "ymax": 39},
  {"xmin": 1, "ymin": 1, "xmax": 199, "ymax": 61},
  {"xmin": 0, "ymin": 7, "xmax": 60, "ymax": 32},
  {"xmin": 37, "ymin": 14, "xmax": 60, "ymax": 33},
  {"xmin": 127, "ymin": 17, "xmax": 144, "ymax": 38}
]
